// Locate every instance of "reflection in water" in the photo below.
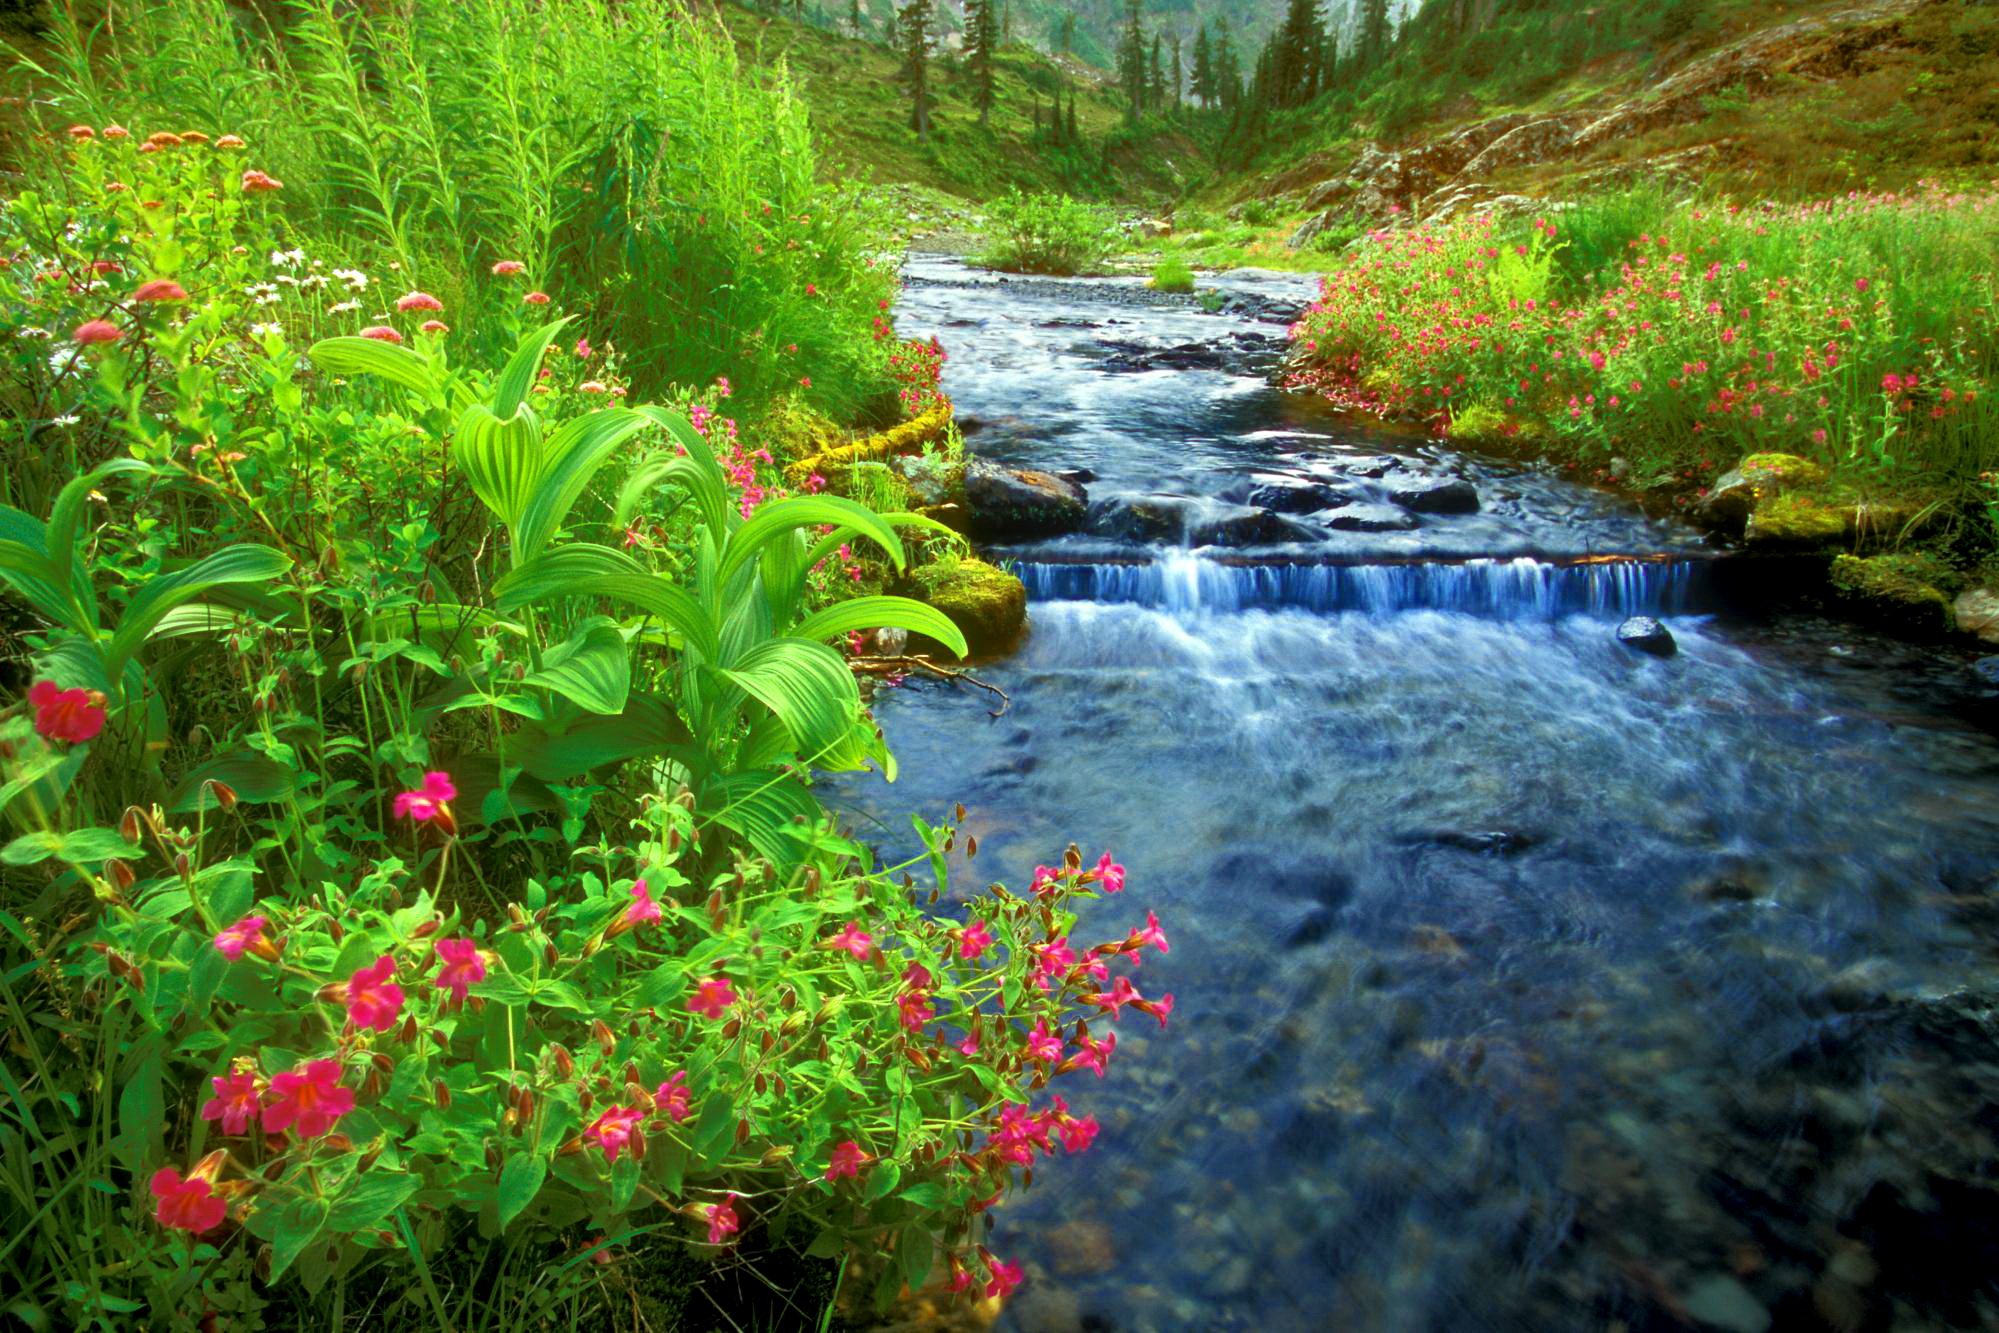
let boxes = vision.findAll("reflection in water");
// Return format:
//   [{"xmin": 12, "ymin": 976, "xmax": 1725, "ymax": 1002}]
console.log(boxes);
[{"xmin": 830, "ymin": 260, "xmax": 1999, "ymax": 1331}]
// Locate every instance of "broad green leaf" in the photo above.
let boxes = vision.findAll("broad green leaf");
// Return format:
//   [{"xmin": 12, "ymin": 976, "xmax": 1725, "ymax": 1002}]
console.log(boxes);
[
  {"xmin": 494, "ymin": 545, "xmax": 719, "ymax": 662},
  {"xmin": 513, "ymin": 408, "xmax": 660, "ymax": 562},
  {"xmin": 496, "ymin": 1154, "xmax": 546, "ymax": 1230},
  {"xmin": 491, "ymin": 319, "xmax": 572, "ymax": 420},
  {"xmin": 511, "ymin": 693, "xmax": 691, "ymax": 784},
  {"xmin": 522, "ymin": 620, "xmax": 630, "ymax": 716},
  {"xmin": 268, "ymin": 1195, "xmax": 330, "ymax": 1280},
  {"xmin": 790, "ymin": 595, "xmax": 968, "ymax": 660},
  {"xmin": 453, "ymin": 401, "xmax": 544, "ymax": 533},
  {"xmin": 169, "ymin": 752, "xmax": 297, "ymax": 812},
  {"xmin": 703, "ymin": 771, "xmax": 823, "ymax": 869},
  {"xmin": 327, "ymin": 1172, "xmax": 419, "ymax": 1232},
  {"xmin": 717, "ymin": 637, "xmax": 861, "ymax": 765},
  {"xmin": 720, "ymin": 496, "xmax": 907, "ymax": 589},
  {"xmin": 308, "ymin": 336, "xmax": 437, "ymax": 398},
  {"xmin": 104, "ymin": 545, "xmax": 294, "ymax": 690}
]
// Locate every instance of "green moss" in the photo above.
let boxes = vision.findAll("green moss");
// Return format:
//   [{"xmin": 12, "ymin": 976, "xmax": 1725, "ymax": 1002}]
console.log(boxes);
[
  {"xmin": 1744, "ymin": 492, "xmax": 1850, "ymax": 547},
  {"xmin": 911, "ymin": 557, "xmax": 1027, "ymax": 657},
  {"xmin": 1737, "ymin": 453, "xmax": 1830, "ymax": 488},
  {"xmin": 1829, "ymin": 553, "xmax": 1954, "ymax": 637}
]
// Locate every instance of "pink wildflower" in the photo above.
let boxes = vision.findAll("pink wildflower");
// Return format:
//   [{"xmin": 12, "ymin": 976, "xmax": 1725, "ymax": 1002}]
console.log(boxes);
[
  {"xmin": 432, "ymin": 938, "xmax": 486, "ymax": 1004},
  {"xmin": 343, "ymin": 955, "xmax": 404, "ymax": 1033}
]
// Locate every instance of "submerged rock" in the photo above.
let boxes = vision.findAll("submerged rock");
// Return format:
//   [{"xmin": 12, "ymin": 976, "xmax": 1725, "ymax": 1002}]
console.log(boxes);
[
  {"xmin": 1089, "ymin": 496, "xmax": 1195, "ymax": 542},
  {"xmin": 1221, "ymin": 476, "xmax": 1352, "ymax": 515},
  {"xmin": 1325, "ymin": 504, "xmax": 1420, "ymax": 533},
  {"xmin": 1191, "ymin": 508, "xmax": 1319, "ymax": 547},
  {"xmin": 1828, "ymin": 554, "xmax": 1954, "ymax": 640},
  {"xmin": 1387, "ymin": 475, "xmax": 1481, "ymax": 514},
  {"xmin": 910, "ymin": 558, "xmax": 1027, "ymax": 657},
  {"xmin": 1617, "ymin": 616, "xmax": 1677, "ymax": 656},
  {"xmin": 963, "ymin": 458, "xmax": 1086, "ymax": 538}
]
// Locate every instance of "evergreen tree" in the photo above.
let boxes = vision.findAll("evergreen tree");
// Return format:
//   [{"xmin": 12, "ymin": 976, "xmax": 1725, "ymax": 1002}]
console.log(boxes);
[
  {"xmin": 965, "ymin": 0, "xmax": 999, "ymax": 124},
  {"xmin": 1170, "ymin": 34, "xmax": 1184, "ymax": 113},
  {"xmin": 1192, "ymin": 24, "xmax": 1214, "ymax": 106},
  {"xmin": 1118, "ymin": 0, "xmax": 1146, "ymax": 122},
  {"xmin": 1148, "ymin": 34, "xmax": 1164, "ymax": 111},
  {"xmin": 1358, "ymin": 0, "xmax": 1392, "ymax": 68},
  {"xmin": 898, "ymin": 0, "xmax": 934, "ymax": 140},
  {"xmin": 1214, "ymin": 16, "xmax": 1242, "ymax": 108},
  {"xmin": 1273, "ymin": 0, "xmax": 1327, "ymax": 108},
  {"xmin": 883, "ymin": 2, "xmax": 897, "ymax": 47},
  {"xmin": 1066, "ymin": 89, "xmax": 1079, "ymax": 142},
  {"xmin": 849, "ymin": 0, "xmax": 864, "ymax": 39}
]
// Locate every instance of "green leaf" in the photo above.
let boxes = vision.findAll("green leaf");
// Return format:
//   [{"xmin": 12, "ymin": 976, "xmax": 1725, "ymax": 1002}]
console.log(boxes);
[
  {"xmin": 522, "ymin": 620, "xmax": 630, "ymax": 716},
  {"xmin": 514, "ymin": 408, "xmax": 660, "ymax": 562},
  {"xmin": 703, "ymin": 771, "xmax": 823, "ymax": 870},
  {"xmin": 791, "ymin": 595, "xmax": 968, "ymax": 661},
  {"xmin": 453, "ymin": 401, "xmax": 544, "ymax": 534},
  {"xmin": 897, "ymin": 1183, "xmax": 945, "ymax": 1209},
  {"xmin": 720, "ymin": 496, "xmax": 907, "ymax": 589},
  {"xmin": 496, "ymin": 1154, "xmax": 546, "ymax": 1231},
  {"xmin": 104, "ymin": 545, "xmax": 294, "ymax": 691},
  {"xmin": 691, "ymin": 1092, "xmax": 733, "ymax": 1166},
  {"xmin": 168, "ymin": 752, "xmax": 297, "ymax": 813},
  {"xmin": 308, "ymin": 336, "xmax": 438, "ymax": 399},
  {"xmin": 717, "ymin": 637, "xmax": 862, "ymax": 766},
  {"xmin": 494, "ymin": 545, "xmax": 719, "ymax": 662},
  {"xmin": 327, "ymin": 1172, "xmax": 419, "ymax": 1232},
  {"xmin": 864, "ymin": 1159, "xmax": 902, "ymax": 1203},
  {"xmin": 0, "ymin": 831, "xmax": 62, "ymax": 866},
  {"xmin": 511, "ymin": 692, "xmax": 692, "ymax": 784},
  {"xmin": 268, "ymin": 1195, "xmax": 330, "ymax": 1280},
  {"xmin": 898, "ymin": 1221, "xmax": 933, "ymax": 1290},
  {"xmin": 491, "ymin": 319, "xmax": 572, "ymax": 420}
]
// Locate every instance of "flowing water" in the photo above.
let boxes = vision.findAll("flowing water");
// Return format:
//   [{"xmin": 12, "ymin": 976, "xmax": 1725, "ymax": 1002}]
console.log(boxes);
[{"xmin": 831, "ymin": 258, "xmax": 1999, "ymax": 1331}]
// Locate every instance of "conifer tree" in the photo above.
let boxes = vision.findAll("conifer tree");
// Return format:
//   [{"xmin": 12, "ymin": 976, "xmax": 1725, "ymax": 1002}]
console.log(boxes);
[
  {"xmin": 1192, "ymin": 24, "xmax": 1214, "ymax": 106},
  {"xmin": 965, "ymin": 0, "xmax": 999, "ymax": 124},
  {"xmin": 1059, "ymin": 13, "xmax": 1076, "ymax": 54},
  {"xmin": 1149, "ymin": 34, "xmax": 1164, "ymax": 110},
  {"xmin": 1170, "ymin": 34, "xmax": 1184, "ymax": 113},
  {"xmin": 898, "ymin": 0, "xmax": 934, "ymax": 140},
  {"xmin": 1358, "ymin": 0, "xmax": 1392, "ymax": 69},
  {"xmin": 1118, "ymin": 0, "xmax": 1146, "ymax": 121},
  {"xmin": 1066, "ymin": 88, "xmax": 1079, "ymax": 142},
  {"xmin": 849, "ymin": 0, "xmax": 864, "ymax": 38}
]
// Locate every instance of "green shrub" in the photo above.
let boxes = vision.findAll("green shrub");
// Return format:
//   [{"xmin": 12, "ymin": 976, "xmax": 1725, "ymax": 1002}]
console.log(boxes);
[
  {"xmin": 1150, "ymin": 257, "xmax": 1197, "ymax": 293},
  {"xmin": 976, "ymin": 190, "xmax": 1115, "ymax": 276}
]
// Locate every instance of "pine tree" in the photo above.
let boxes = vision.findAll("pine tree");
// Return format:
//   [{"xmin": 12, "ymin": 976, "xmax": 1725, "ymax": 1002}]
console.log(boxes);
[
  {"xmin": 1066, "ymin": 89, "xmax": 1079, "ymax": 142},
  {"xmin": 1170, "ymin": 34, "xmax": 1183, "ymax": 113},
  {"xmin": 965, "ymin": 0, "xmax": 998, "ymax": 124},
  {"xmin": 1058, "ymin": 13, "xmax": 1076, "ymax": 54},
  {"xmin": 1358, "ymin": 0, "xmax": 1392, "ymax": 69},
  {"xmin": 1214, "ymin": 16, "xmax": 1242, "ymax": 108},
  {"xmin": 898, "ymin": 0, "xmax": 934, "ymax": 140},
  {"xmin": 1192, "ymin": 24, "xmax": 1214, "ymax": 106},
  {"xmin": 1273, "ymin": 0, "xmax": 1327, "ymax": 109},
  {"xmin": 1118, "ymin": 0, "xmax": 1146, "ymax": 122},
  {"xmin": 849, "ymin": 0, "xmax": 864, "ymax": 38},
  {"xmin": 1148, "ymin": 34, "xmax": 1164, "ymax": 111},
  {"xmin": 883, "ymin": 2, "xmax": 897, "ymax": 47}
]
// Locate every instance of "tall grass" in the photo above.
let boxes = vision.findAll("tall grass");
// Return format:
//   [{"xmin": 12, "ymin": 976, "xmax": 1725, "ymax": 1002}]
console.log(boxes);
[{"xmin": 10, "ymin": 0, "xmax": 898, "ymax": 419}]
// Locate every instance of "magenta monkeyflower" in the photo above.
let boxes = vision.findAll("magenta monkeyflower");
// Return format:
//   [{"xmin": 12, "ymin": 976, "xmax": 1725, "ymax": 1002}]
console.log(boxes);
[
  {"xmin": 1132, "ymin": 910, "xmax": 1169, "ymax": 958},
  {"xmin": 656, "ymin": 1070, "xmax": 693, "ymax": 1123},
  {"xmin": 897, "ymin": 989, "xmax": 934, "ymax": 1031},
  {"xmin": 824, "ymin": 1140, "xmax": 869, "ymax": 1182},
  {"xmin": 584, "ymin": 1105, "xmax": 646, "ymax": 1162},
  {"xmin": 1094, "ymin": 852, "xmax": 1126, "ymax": 894},
  {"xmin": 1134, "ymin": 991, "xmax": 1176, "ymax": 1029},
  {"xmin": 344, "ymin": 955, "xmax": 405, "ymax": 1032},
  {"xmin": 212, "ymin": 914, "xmax": 270, "ymax": 962},
  {"xmin": 393, "ymin": 771, "xmax": 455, "ymax": 822},
  {"xmin": 27, "ymin": 680, "xmax": 106, "ymax": 743},
  {"xmin": 823, "ymin": 921, "xmax": 873, "ymax": 959},
  {"xmin": 200, "ymin": 1070, "xmax": 262, "ymax": 1135},
  {"xmin": 1025, "ymin": 1020, "xmax": 1063, "ymax": 1064},
  {"xmin": 1086, "ymin": 975, "xmax": 1141, "ymax": 1021},
  {"xmin": 959, "ymin": 919, "xmax": 994, "ymax": 960},
  {"xmin": 686, "ymin": 975, "xmax": 737, "ymax": 1020},
  {"xmin": 150, "ymin": 1166, "xmax": 226, "ymax": 1234},
  {"xmin": 1058, "ymin": 1114, "xmax": 1100, "ymax": 1154},
  {"xmin": 984, "ymin": 1257, "xmax": 1024, "ymax": 1301},
  {"xmin": 264, "ymin": 1059, "xmax": 355, "ymax": 1137},
  {"xmin": 433, "ymin": 938, "xmax": 486, "ymax": 1004},
  {"xmin": 706, "ymin": 1194, "xmax": 741, "ymax": 1245},
  {"xmin": 623, "ymin": 878, "xmax": 662, "ymax": 927}
]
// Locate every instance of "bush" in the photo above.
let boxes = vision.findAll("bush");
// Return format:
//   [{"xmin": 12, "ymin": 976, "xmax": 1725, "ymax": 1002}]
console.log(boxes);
[
  {"xmin": 1287, "ymin": 188, "xmax": 1999, "ymax": 496},
  {"xmin": 1150, "ymin": 257, "xmax": 1197, "ymax": 293},
  {"xmin": 976, "ymin": 190, "xmax": 1114, "ymax": 276},
  {"xmin": 0, "ymin": 132, "xmax": 1174, "ymax": 1329}
]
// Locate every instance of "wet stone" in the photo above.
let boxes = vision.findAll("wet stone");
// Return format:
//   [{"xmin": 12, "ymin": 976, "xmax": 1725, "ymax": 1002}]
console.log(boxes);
[
  {"xmin": 1617, "ymin": 615, "xmax": 1678, "ymax": 656},
  {"xmin": 1682, "ymin": 1274, "xmax": 1771, "ymax": 1333},
  {"xmin": 1325, "ymin": 503, "xmax": 1420, "ymax": 532},
  {"xmin": 1387, "ymin": 475, "xmax": 1481, "ymax": 513}
]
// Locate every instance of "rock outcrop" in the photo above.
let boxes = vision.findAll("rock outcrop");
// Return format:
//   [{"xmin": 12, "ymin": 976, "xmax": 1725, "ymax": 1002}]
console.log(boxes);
[
  {"xmin": 963, "ymin": 458, "xmax": 1087, "ymax": 538},
  {"xmin": 911, "ymin": 558, "xmax": 1028, "ymax": 657}
]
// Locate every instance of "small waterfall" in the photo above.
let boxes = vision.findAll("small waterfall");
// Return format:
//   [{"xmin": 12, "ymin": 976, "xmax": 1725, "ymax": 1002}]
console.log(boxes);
[{"xmin": 1013, "ymin": 553, "xmax": 1713, "ymax": 618}]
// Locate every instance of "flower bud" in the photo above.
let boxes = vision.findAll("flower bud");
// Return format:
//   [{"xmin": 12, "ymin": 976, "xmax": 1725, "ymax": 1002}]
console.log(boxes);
[
  {"xmin": 399, "ymin": 1013, "xmax": 418, "ymax": 1044},
  {"xmin": 324, "ymin": 1133, "xmax": 352, "ymax": 1152},
  {"xmin": 119, "ymin": 806, "xmax": 144, "ymax": 844},
  {"xmin": 105, "ymin": 858, "xmax": 136, "ymax": 891},
  {"xmin": 173, "ymin": 852, "xmax": 192, "ymax": 880},
  {"xmin": 433, "ymin": 1079, "xmax": 451, "ymax": 1110},
  {"xmin": 550, "ymin": 1044, "xmax": 574, "ymax": 1077},
  {"xmin": 735, "ymin": 1118, "xmax": 750, "ymax": 1145},
  {"xmin": 592, "ymin": 1019, "xmax": 615, "ymax": 1057},
  {"xmin": 411, "ymin": 916, "xmax": 441, "ymax": 939},
  {"xmin": 207, "ymin": 780, "xmax": 239, "ymax": 811}
]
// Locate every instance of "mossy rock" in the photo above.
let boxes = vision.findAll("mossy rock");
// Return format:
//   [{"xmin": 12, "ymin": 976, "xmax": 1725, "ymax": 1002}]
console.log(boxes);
[
  {"xmin": 1701, "ymin": 452, "xmax": 1829, "ymax": 533},
  {"xmin": 1828, "ymin": 554, "xmax": 1954, "ymax": 639},
  {"xmin": 1738, "ymin": 453, "xmax": 1830, "ymax": 487},
  {"xmin": 1744, "ymin": 492, "xmax": 1851, "ymax": 548},
  {"xmin": 911, "ymin": 558, "xmax": 1027, "ymax": 657}
]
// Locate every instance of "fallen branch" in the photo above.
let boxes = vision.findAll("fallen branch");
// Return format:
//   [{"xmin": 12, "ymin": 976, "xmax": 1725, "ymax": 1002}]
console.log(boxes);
[{"xmin": 851, "ymin": 654, "xmax": 1011, "ymax": 717}]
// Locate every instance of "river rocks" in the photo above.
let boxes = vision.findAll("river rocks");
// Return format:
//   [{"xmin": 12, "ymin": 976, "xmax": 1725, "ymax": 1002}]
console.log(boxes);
[
  {"xmin": 1953, "ymin": 588, "xmax": 1999, "ymax": 645},
  {"xmin": 1090, "ymin": 496, "xmax": 1194, "ymax": 542},
  {"xmin": 910, "ymin": 558, "xmax": 1027, "ymax": 657},
  {"xmin": 1324, "ymin": 505, "xmax": 1420, "ymax": 533},
  {"xmin": 1323, "ymin": 454, "xmax": 1405, "ymax": 480},
  {"xmin": 1221, "ymin": 476, "xmax": 1352, "ymax": 514},
  {"xmin": 1828, "ymin": 554, "xmax": 1954, "ymax": 639},
  {"xmin": 1191, "ymin": 508, "xmax": 1319, "ymax": 547},
  {"xmin": 1098, "ymin": 331, "xmax": 1287, "ymax": 375},
  {"xmin": 1682, "ymin": 1274, "xmax": 1771, "ymax": 1333},
  {"xmin": 1617, "ymin": 616, "xmax": 1677, "ymax": 656},
  {"xmin": 1386, "ymin": 475, "xmax": 1480, "ymax": 514},
  {"xmin": 963, "ymin": 457, "xmax": 1086, "ymax": 538},
  {"xmin": 1698, "ymin": 452, "xmax": 1829, "ymax": 533}
]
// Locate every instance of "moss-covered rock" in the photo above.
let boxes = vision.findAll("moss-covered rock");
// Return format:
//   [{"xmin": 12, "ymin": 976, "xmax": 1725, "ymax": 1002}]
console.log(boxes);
[
  {"xmin": 1828, "ymin": 554, "xmax": 1955, "ymax": 639},
  {"xmin": 1700, "ymin": 452, "xmax": 1830, "ymax": 533},
  {"xmin": 911, "ymin": 558, "xmax": 1027, "ymax": 657},
  {"xmin": 1744, "ymin": 492, "xmax": 1851, "ymax": 548}
]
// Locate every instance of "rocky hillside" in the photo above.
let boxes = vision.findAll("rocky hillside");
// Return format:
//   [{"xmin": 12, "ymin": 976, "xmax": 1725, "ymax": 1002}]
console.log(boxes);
[{"xmin": 1235, "ymin": 0, "xmax": 1999, "ymax": 246}]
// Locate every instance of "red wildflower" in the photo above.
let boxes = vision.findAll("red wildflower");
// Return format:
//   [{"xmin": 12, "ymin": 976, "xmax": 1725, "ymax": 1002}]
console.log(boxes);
[
  {"xmin": 523, "ymin": 290, "xmax": 550, "ymax": 305},
  {"xmin": 419, "ymin": 319, "xmax": 449, "ymax": 334},
  {"xmin": 584, "ymin": 1105, "xmax": 647, "ymax": 1162},
  {"xmin": 239, "ymin": 169, "xmax": 283, "ymax": 193},
  {"xmin": 959, "ymin": 919, "xmax": 994, "ymax": 960},
  {"xmin": 686, "ymin": 975, "xmax": 737, "ymax": 1020},
  {"xmin": 133, "ymin": 278, "xmax": 188, "ymax": 303},
  {"xmin": 212, "ymin": 915, "xmax": 271, "ymax": 962},
  {"xmin": 395, "ymin": 290, "xmax": 442, "ymax": 312},
  {"xmin": 393, "ymin": 771, "xmax": 455, "ymax": 822},
  {"xmin": 432, "ymin": 938, "xmax": 486, "ymax": 1004},
  {"xmin": 824, "ymin": 921, "xmax": 873, "ymax": 959},
  {"xmin": 27, "ymin": 680, "xmax": 106, "ymax": 742},
  {"xmin": 66, "ymin": 124, "xmax": 93, "ymax": 140},
  {"xmin": 343, "ymin": 955, "xmax": 405, "ymax": 1033},
  {"xmin": 656, "ymin": 1070, "xmax": 693, "ymax": 1123},
  {"xmin": 824, "ymin": 1140, "xmax": 869, "ymax": 1182},
  {"xmin": 150, "ymin": 1166, "xmax": 226, "ymax": 1234},
  {"xmin": 71, "ymin": 319, "xmax": 122, "ymax": 347},
  {"xmin": 200, "ymin": 1070, "xmax": 262, "ymax": 1135},
  {"xmin": 358, "ymin": 325, "xmax": 403, "ymax": 344},
  {"xmin": 264, "ymin": 1059, "xmax": 355, "ymax": 1137},
  {"xmin": 490, "ymin": 259, "xmax": 525, "ymax": 276},
  {"xmin": 706, "ymin": 1195, "xmax": 740, "ymax": 1245}
]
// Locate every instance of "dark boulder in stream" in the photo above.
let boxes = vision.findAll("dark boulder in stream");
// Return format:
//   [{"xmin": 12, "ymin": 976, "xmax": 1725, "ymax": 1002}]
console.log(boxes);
[
  {"xmin": 1387, "ymin": 475, "xmax": 1482, "ymax": 514},
  {"xmin": 963, "ymin": 458, "xmax": 1087, "ymax": 538},
  {"xmin": 1617, "ymin": 615, "xmax": 1678, "ymax": 656}
]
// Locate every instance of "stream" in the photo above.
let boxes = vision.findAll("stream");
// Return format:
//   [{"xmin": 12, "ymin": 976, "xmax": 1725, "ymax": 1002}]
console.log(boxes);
[{"xmin": 829, "ymin": 258, "xmax": 1999, "ymax": 1331}]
